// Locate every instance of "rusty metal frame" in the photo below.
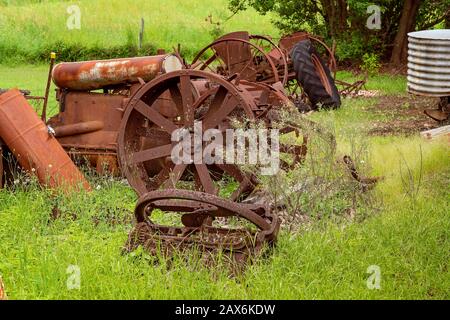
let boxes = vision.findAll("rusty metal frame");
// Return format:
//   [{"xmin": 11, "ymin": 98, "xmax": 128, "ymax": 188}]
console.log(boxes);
[
  {"xmin": 249, "ymin": 34, "xmax": 289, "ymax": 86},
  {"xmin": 125, "ymin": 189, "xmax": 280, "ymax": 265},
  {"xmin": 192, "ymin": 37, "xmax": 282, "ymax": 84}
]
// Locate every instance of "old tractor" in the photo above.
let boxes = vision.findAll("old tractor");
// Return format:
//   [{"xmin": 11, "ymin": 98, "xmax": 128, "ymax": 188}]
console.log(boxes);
[
  {"xmin": 1, "ymin": 31, "xmax": 341, "ymax": 263},
  {"xmin": 46, "ymin": 51, "xmax": 305, "ymax": 196}
]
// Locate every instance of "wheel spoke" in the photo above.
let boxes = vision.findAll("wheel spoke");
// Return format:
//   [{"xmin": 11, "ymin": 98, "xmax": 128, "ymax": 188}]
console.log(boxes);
[
  {"xmin": 149, "ymin": 165, "xmax": 173, "ymax": 190},
  {"xmin": 216, "ymin": 164, "xmax": 255, "ymax": 201},
  {"xmin": 237, "ymin": 58, "xmax": 255, "ymax": 80},
  {"xmin": 169, "ymin": 86, "xmax": 183, "ymax": 114},
  {"xmin": 134, "ymin": 100, "xmax": 178, "ymax": 134},
  {"xmin": 203, "ymin": 95, "xmax": 239, "ymax": 129},
  {"xmin": 200, "ymin": 51, "xmax": 219, "ymax": 71},
  {"xmin": 280, "ymin": 159, "xmax": 291, "ymax": 171},
  {"xmin": 162, "ymin": 163, "xmax": 188, "ymax": 189},
  {"xmin": 206, "ymin": 86, "xmax": 228, "ymax": 115},
  {"xmin": 216, "ymin": 163, "xmax": 244, "ymax": 181},
  {"xmin": 217, "ymin": 56, "xmax": 229, "ymax": 74},
  {"xmin": 180, "ymin": 75, "xmax": 194, "ymax": 127},
  {"xmin": 200, "ymin": 59, "xmax": 218, "ymax": 73},
  {"xmin": 135, "ymin": 127, "xmax": 171, "ymax": 142},
  {"xmin": 279, "ymin": 143, "xmax": 303, "ymax": 154},
  {"xmin": 130, "ymin": 144, "xmax": 173, "ymax": 165},
  {"xmin": 194, "ymin": 163, "xmax": 217, "ymax": 195},
  {"xmin": 247, "ymin": 63, "xmax": 269, "ymax": 81}
]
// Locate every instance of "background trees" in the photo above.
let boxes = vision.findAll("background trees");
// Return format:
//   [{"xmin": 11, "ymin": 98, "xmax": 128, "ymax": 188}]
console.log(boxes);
[{"xmin": 228, "ymin": 0, "xmax": 450, "ymax": 64}]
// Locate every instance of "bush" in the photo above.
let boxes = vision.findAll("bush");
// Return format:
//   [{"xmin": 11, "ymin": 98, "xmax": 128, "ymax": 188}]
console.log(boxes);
[
  {"xmin": 360, "ymin": 53, "xmax": 381, "ymax": 75},
  {"xmin": 237, "ymin": 109, "xmax": 378, "ymax": 233},
  {"xmin": 0, "ymin": 41, "xmax": 157, "ymax": 65},
  {"xmin": 333, "ymin": 31, "xmax": 383, "ymax": 66}
]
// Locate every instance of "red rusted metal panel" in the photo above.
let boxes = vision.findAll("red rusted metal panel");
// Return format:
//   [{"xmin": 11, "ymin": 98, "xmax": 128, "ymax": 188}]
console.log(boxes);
[
  {"xmin": 0, "ymin": 89, "xmax": 90, "ymax": 192},
  {"xmin": 48, "ymin": 92, "xmax": 125, "ymax": 151},
  {"xmin": 278, "ymin": 31, "xmax": 310, "ymax": 51},
  {"xmin": 52, "ymin": 55, "xmax": 183, "ymax": 91},
  {"xmin": 47, "ymin": 91, "xmax": 127, "ymax": 175},
  {"xmin": 212, "ymin": 32, "xmax": 254, "ymax": 77}
]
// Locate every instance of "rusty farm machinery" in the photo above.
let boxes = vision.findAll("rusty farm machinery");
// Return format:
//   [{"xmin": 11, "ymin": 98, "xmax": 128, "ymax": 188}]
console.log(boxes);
[
  {"xmin": 190, "ymin": 31, "xmax": 342, "ymax": 110},
  {"xmin": 0, "ymin": 31, "xmax": 346, "ymax": 264}
]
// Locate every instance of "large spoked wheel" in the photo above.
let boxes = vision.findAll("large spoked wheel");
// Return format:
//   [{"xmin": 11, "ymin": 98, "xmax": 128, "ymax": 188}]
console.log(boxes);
[
  {"xmin": 191, "ymin": 38, "xmax": 281, "ymax": 85},
  {"xmin": 118, "ymin": 70, "xmax": 259, "ymax": 201}
]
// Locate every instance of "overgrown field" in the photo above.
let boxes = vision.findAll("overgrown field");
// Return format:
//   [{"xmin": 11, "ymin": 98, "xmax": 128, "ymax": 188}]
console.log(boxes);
[
  {"xmin": 0, "ymin": 64, "xmax": 448, "ymax": 299},
  {"xmin": 0, "ymin": 0, "xmax": 449, "ymax": 300},
  {"xmin": 0, "ymin": 0, "xmax": 277, "ymax": 64}
]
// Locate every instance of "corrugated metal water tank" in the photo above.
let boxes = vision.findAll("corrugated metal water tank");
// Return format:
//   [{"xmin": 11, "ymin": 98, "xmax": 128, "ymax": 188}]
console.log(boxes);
[{"xmin": 407, "ymin": 29, "xmax": 450, "ymax": 97}]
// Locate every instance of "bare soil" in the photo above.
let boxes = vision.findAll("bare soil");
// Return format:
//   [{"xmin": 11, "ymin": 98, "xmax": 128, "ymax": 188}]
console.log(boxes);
[{"xmin": 364, "ymin": 95, "xmax": 441, "ymax": 136}]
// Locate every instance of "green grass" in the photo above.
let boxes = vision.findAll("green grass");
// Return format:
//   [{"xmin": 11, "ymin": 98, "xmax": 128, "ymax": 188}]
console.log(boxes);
[
  {"xmin": 1, "ymin": 1, "xmax": 448, "ymax": 301},
  {"xmin": 0, "ymin": 0, "xmax": 278, "ymax": 64},
  {"xmin": 1, "ymin": 64, "xmax": 448, "ymax": 299},
  {"xmin": 336, "ymin": 71, "xmax": 407, "ymax": 96},
  {"xmin": 0, "ymin": 64, "xmax": 59, "ymax": 115}
]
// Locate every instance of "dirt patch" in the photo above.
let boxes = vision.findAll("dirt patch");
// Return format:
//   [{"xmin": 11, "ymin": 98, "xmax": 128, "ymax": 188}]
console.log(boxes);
[
  {"xmin": 364, "ymin": 95, "xmax": 440, "ymax": 136},
  {"xmin": 336, "ymin": 63, "xmax": 407, "ymax": 76}
]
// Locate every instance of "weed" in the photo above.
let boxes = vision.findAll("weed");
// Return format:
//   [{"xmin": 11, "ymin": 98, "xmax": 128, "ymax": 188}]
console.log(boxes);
[{"xmin": 361, "ymin": 53, "xmax": 381, "ymax": 76}]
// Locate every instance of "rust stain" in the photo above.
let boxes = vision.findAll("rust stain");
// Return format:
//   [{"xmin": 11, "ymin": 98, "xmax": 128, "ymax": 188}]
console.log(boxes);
[{"xmin": 53, "ymin": 55, "xmax": 178, "ymax": 90}]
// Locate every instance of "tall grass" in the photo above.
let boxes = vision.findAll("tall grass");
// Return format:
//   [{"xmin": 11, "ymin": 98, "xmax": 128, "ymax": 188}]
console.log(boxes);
[
  {"xmin": 0, "ymin": 0, "xmax": 278, "ymax": 64},
  {"xmin": 0, "ymin": 56, "xmax": 448, "ymax": 299},
  {"xmin": 0, "ymin": 135, "xmax": 448, "ymax": 299}
]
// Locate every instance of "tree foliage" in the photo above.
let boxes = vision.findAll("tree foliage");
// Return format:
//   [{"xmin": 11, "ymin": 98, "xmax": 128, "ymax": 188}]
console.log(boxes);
[{"xmin": 228, "ymin": 0, "xmax": 450, "ymax": 62}]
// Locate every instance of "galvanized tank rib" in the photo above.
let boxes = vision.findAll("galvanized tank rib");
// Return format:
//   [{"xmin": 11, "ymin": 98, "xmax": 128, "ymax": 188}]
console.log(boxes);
[{"xmin": 408, "ymin": 29, "xmax": 450, "ymax": 97}]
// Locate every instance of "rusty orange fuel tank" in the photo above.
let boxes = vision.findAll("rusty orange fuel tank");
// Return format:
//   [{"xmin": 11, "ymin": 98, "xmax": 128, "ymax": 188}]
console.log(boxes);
[
  {"xmin": 52, "ymin": 54, "xmax": 183, "ymax": 91},
  {"xmin": 0, "ymin": 89, "xmax": 91, "ymax": 192}
]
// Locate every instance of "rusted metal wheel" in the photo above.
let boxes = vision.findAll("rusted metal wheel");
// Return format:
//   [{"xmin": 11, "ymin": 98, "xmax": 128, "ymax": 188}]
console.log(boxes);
[
  {"xmin": 125, "ymin": 189, "xmax": 280, "ymax": 264},
  {"xmin": 308, "ymin": 36, "xmax": 337, "ymax": 75},
  {"xmin": 191, "ymin": 36, "xmax": 282, "ymax": 85},
  {"xmin": 249, "ymin": 34, "xmax": 289, "ymax": 86},
  {"xmin": 118, "ymin": 70, "xmax": 259, "ymax": 201}
]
